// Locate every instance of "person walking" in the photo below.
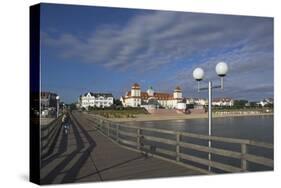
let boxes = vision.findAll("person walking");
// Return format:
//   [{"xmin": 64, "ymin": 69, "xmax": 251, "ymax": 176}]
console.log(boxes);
[{"xmin": 62, "ymin": 113, "xmax": 70, "ymax": 134}]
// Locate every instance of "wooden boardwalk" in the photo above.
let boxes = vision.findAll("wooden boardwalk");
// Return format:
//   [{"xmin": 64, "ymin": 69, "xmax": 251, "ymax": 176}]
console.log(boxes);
[{"xmin": 40, "ymin": 111, "xmax": 201, "ymax": 185}]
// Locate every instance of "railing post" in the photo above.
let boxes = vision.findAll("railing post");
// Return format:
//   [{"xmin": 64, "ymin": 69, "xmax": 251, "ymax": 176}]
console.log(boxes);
[
  {"xmin": 176, "ymin": 132, "xmax": 181, "ymax": 162},
  {"xmin": 137, "ymin": 128, "xmax": 141, "ymax": 150},
  {"xmin": 241, "ymin": 143, "xmax": 248, "ymax": 171}
]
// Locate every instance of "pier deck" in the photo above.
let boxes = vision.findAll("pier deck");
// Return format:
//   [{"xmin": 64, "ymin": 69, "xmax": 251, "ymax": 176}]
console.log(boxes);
[{"xmin": 40, "ymin": 111, "xmax": 201, "ymax": 184}]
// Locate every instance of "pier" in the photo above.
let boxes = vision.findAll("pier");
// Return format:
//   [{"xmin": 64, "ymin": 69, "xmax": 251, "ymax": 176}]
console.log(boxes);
[
  {"xmin": 40, "ymin": 111, "xmax": 201, "ymax": 184},
  {"xmin": 40, "ymin": 111, "xmax": 273, "ymax": 184}
]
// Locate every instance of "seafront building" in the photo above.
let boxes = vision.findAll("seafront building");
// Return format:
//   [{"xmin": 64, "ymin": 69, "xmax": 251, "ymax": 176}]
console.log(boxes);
[
  {"xmin": 257, "ymin": 98, "xmax": 273, "ymax": 107},
  {"xmin": 186, "ymin": 97, "xmax": 234, "ymax": 107},
  {"xmin": 186, "ymin": 98, "xmax": 208, "ymax": 106},
  {"xmin": 212, "ymin": 97, "xmax": 234, "ymax": 107},
  {"xmin": 40, "ymin": 91, "xmax": 59, "ymax": 117},
  {"xmin": 41, "ymin": 91, "xmax": 58, "ymax": 110},
  {"xmin": 120, "ymin": 83, "xmax": 186, "ymax": 110},
  {"xmin": 79, "ymin": 92, "xmax": 114, "ymax": 109}
]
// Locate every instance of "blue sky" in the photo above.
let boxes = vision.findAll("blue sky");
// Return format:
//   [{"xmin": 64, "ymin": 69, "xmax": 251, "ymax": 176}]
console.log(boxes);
[{"xmin": 40, "ymin": 3, "xmax": 273, "ymax": 103}]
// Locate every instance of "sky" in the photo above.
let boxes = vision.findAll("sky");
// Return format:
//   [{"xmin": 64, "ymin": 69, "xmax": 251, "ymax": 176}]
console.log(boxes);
[{"xmin": 40, "ymin": 3, "xmax": 274, "ymax": 104}]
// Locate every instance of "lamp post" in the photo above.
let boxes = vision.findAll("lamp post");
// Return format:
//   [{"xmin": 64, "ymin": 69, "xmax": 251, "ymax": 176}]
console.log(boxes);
[
  {"xmin": 56, "ymin": 95, "xmax": 60, "ymax": 118},
  {"xmin": 192, "ymin": 62, "xmax": 228, "ymax": 172}
]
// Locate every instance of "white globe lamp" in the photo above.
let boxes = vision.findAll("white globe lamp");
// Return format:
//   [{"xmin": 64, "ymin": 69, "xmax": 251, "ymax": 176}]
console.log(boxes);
[
  {"xmin": 193, "ymin": 67, "xmax": 204, "ymax": 81},
  {"xmin": 216, "ymin": 62, "xmax": 228, "ymax": 77}
]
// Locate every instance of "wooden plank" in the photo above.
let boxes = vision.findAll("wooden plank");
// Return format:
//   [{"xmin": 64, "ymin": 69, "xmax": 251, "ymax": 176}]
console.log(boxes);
[
  {"xmin": 179, "ymin": 142, "xmax": 242, "ymax": 159},
  {"xmin": 241, "ymin": 144, "xmax": 247, "ymax": 171},
  {"xmin": 137, "ymin": 128, "xmax": 141, "ymax": 150},
  {"xmin": 141, "ymin": 144, "xmax": 176, "ymax": 157},
  {"xmin": 182, "ymin": 132, "xmax": 273, "ymax": 149},
  {"xmin": 143, "ymin": 135, "xmax": 177, "ymax": 145},
  {"xmin": 156, "ymin": 148, "xmax": 177, "ymax": 157},
  {"xmin": 181, "ymin": 132, "xmax": 249, "ymax": 144},
  {"xmin": 119, "ymin": 138, "xmax": 138, "ymax": 147},
  {"xmin": 113, "ymin": 123, "xmax": 176, "ymax": 135},
  {"xmin": 244, "ymin": 154, "xmax": 273, "ymax": 168},
  {"xmin": 180, "ymin": 153, "xmax": 242, "ymax": 173},
  {"xmin": 248, "ymin": 140, "xmax": 273, "ymax": 149},
  {"xmin": 140, "ymin": 127, "xmax": 176, "ymax": 135},
  {"xmin": 176, "ymin": 132, "xmax": 180, "ymax": 162},
  {"xmin": 119, "ymin": 130, "xmax": 137, "ymax": 138}
]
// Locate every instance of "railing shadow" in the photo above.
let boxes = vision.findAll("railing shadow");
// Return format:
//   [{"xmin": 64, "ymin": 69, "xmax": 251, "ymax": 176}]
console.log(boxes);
[
  {"xmin": 41, "ymin": 113, "xmax": 91, "ymax": 184},
  {"xmin": 60, "ymin": 113, "xmax": 99, "ymax": 183},
  {"xmin": 41, "ymin": 124, "xmax": 68, "ymax": 168},
  {"xmin": 74, "ymin": 154, "xmax": 147, "ymax": 181}
]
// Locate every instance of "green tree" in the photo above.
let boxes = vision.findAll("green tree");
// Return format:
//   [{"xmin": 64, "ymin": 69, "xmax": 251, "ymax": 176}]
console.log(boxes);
[
  {"xmin": 114, "ymin": 99, "xmax": 123, "ymax": 106},
  {"xmin": 234, "ymin": 100, "xmax": 248, "ymax": 108}
]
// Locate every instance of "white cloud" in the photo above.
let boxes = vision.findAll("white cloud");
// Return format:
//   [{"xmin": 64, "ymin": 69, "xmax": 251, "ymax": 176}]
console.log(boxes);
[{"xmin": 41, "ymin": 10, "xmax": 273, "ymax": 100}]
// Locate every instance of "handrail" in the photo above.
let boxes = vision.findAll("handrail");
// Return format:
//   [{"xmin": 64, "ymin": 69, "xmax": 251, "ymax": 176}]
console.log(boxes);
[
  {"xmin": 85, "ymin": 115, "xmax": 273, "ymax": 173},
  {"xmin": 92, "ymin": 117, "xmax": 273, "ymax": 149}
]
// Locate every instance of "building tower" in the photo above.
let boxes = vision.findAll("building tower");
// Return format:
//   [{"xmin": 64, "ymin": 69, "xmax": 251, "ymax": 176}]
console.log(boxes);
[
  {"xmin": 173, "ymin": 86, "xmax": 182, "ymax": 100},
  {"xmin": 131, "ymin": 83, "xmax": 141, "ymax": 97},
  {"xmin": 131, "ymin": 83, "xmax": 141, "ymax": 107}
]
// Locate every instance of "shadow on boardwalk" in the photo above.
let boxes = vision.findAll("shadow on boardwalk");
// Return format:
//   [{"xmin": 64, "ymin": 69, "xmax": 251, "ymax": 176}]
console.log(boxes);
[
  {"xmin": 40, "ymin": 111, "xmax": 199, "ymax": 185},
  {"xmin": 40, "ymin": 113, "xmax": 148, "ymax": 184}
]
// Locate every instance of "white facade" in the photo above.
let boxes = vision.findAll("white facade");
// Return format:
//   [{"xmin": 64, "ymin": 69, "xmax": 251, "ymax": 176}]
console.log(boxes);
[
  {"xmin": 176, "ymin": 102, "xmax": 187, "ymax": 110},
  {"xmin": 212, "ymin": 98, "xmax": 234, "ymax": 107},
  {"xmin": 196, "ymin": 99, "xmax": 208, "ymax": 106},
  {"xmin": 186, "ymin": 98, "xmax": 208, "ymax": 106},
  {"xmin": 258, "ymin": 98, "xmax": 273, "ymax": 107},
  {"xmin": 80, "ymin": 92, "xmax": 114, "ymax": 108},
  {"xmin": 121, "ymin": 84, "xmax": 184, "ymax": 110}
]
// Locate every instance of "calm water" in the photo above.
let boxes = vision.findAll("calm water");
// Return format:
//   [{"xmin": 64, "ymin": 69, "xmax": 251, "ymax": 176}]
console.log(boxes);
[
  {"xmin": 122, "ymin": 115, "xmax": 273, "ymax": 172},
  {"xmin": 125, "ymin": 115, "xmax": 273, "ymax": 143}
]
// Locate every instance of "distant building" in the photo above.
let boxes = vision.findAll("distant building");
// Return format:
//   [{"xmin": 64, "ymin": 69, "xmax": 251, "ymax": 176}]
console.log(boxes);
[
  {"xmin": 186, "ymin": 98, "xmax": 208, "ymax": 106},
  {"xmin": 41, "ymin": 91, "xmax": 58, "ymax": 110},
  {"xmin": 258, "ymin": 98, "xmax": 273, "ymax": 107},
  {"xmin": 120, "ymin": 83, "xmax": 184, "ymax": 109},
  {"xmin": 185, "ymin": 98, "xmax": 195, "ymax": 105},
  {"xmin": 212, "ymin": 97, "xmax": 234, "ymax": 107},
  {"xmin": 80, "ymin": 92, "xmax": 114, "ymax": 108}
]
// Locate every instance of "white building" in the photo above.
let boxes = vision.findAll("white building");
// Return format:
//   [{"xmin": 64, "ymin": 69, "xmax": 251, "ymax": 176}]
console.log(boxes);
[
  {"xmin": 186, "ymin": 98, "xmax": 208, "ymax": 106},
  {"xmin": 80, "ymin": 92, "xmax": 114, "ymax": 109},
  {"xmin": 258, "ymin": 98, "xmax": 273, "ymax": 107},
  {"xmin": 120, "ymin": 83, "xmax": 184, "ymax": 109},
  {"xmin": 212, "ymin": 97, "xmax": 234, "ymax": 107}
]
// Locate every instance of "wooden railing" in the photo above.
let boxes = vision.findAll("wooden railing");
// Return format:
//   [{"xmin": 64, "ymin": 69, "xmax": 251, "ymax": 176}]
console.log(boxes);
[{"xmin": 86, "ymin": 115, "xmax": 273, "ymax": 174}]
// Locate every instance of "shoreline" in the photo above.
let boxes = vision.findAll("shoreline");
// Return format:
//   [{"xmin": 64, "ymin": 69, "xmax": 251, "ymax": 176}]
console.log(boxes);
[{"xmin": 89, "ymin": 112, "xmax": 273, "ymax": 123}]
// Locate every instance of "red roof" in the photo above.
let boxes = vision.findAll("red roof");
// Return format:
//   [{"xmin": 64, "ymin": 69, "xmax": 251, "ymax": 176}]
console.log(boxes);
[
  {"xmin": 131, "ymin": 83, "xmax": 140, "ymax": 89},
  {"xmin": 126, "ymin": 91, "xmax": 174, "ymax": 100}
]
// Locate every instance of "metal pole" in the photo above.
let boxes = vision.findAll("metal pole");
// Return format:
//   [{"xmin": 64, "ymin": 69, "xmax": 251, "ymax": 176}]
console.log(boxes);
[
  {"xmin": 57, "ymin": 100, "xmax": 59, "ymax": 118},
  {"xmin": 208, "ymin": 81, "xmax": 212, "ymax": 172},
  {"xmin": 221, "ymin": 77, "xmax": 224, "ymax": 90}
]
